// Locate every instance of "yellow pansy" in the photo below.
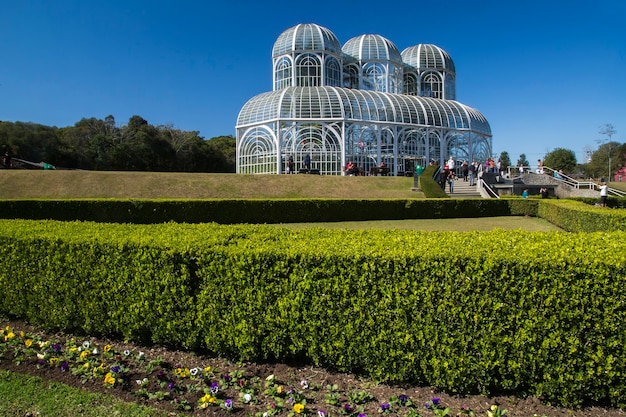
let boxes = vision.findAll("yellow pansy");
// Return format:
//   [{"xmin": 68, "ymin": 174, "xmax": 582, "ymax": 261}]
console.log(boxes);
[
  {"xmin": 294, "ymin": 403, "xmax": 305, "ymax": 414},
  {"xmin": 25, "ymin": 339, "xmax": 33, "ymax": 348},
  {"xmin": 104, "ymin": 372, "xmax": 116, "ymax": 385}
]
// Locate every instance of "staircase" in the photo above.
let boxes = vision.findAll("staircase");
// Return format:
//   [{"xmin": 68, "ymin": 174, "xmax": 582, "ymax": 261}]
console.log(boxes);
[{"xmin": 447, "ymin": 178, "xmax": 482, "ymax": 198}]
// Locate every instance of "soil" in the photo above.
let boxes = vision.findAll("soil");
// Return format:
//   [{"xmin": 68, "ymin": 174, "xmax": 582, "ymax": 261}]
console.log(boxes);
[{"xmin": 1, "ymin": 320, "xmax": 624, "ymax": 417}]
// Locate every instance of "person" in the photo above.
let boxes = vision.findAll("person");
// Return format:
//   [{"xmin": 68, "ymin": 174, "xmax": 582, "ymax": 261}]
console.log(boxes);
[
  {"xmin": 287, "ymin": 156, "xmax": 295, "ymax": 174},
  {"xmin": 447, "ymin": 169, "xmax": 455, "ymax": 193},
  {"xmin": 536, "ymin": 159, "xmax": 544, "ymax": 174},
  {"xmin": 468, "ymin": 161, "xmax": 476, "ymax": 186},
  {"xmin": 522, "ymin": 188, "xmax": 529, "ymax": 199},
  {"xmin": 599, "ymin": 181, "xmax": 608, "ymax": 207},
  {"xmin": 447, "ymin": 156, "xmax": 455, "ymax": 172},
  {"xmin": 438, "ymin": 165, "xmax": 448, "ymax": 190},
  {"xmin": 540, "ymin": 187, "xmax": 549, "ymax": 199},
  {"xmin": 304, "ymin": 154, "xmax": 311, "ymax": 170},
  {"xmin": 3, "ymin": 151, "xmax": 12, "ymax": 168},
  {"xmin": 519, "ymin": 164, "xmax": 524, "ymax": 174},
  {"xmin": 461, "ymin": 160, "xmax": 469, "ymax": 182},
  {"xmin": 344, "ymin": 161, "xmax": 359, "ymax": 176}
]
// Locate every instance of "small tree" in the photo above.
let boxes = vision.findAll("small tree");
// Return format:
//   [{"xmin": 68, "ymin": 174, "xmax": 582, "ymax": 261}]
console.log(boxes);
[
  {"xmin": 516, "ymin": 153, "xmax": 530, "ymax": 168},
  {"xmin": 543, "ymin": 148, "xmax": 577, "ymax": 173},
  {"xmin": 498, "ymin": 151, "xmax": 511, "ymax": 172}
]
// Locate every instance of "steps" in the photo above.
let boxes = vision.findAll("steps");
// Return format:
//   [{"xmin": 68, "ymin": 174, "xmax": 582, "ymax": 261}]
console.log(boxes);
[{"xmin": 446, "ymin": 177, "xmax": 482, "ymax": 198}]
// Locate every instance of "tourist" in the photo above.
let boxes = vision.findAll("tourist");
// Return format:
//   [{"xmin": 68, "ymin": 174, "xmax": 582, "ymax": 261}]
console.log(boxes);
[
  {"xmin": 599, "ymin": 181, "xmax": 608, "ymax": 207},
  {"xmin": 461, "ymin": 160, "xmax": 469, "ymax": 181}
]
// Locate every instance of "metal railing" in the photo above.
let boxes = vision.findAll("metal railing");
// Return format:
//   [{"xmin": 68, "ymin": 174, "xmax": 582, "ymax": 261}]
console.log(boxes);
[
  {"xmin": 478, "ymin": 178, "xmax": 499, "ymax": 198},
  {"xmin": 507, "ymin": 166, "xmax": 626, "ymax": 197}
]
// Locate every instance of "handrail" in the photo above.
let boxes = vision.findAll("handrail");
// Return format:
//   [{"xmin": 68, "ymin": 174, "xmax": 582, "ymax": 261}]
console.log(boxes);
[
  {"xmin": 478, "ymin": 178, "xmax": 499, "ymax": 198},
  {"xmin": 506, "ymin": 166, "xmax": 626, "ymax": 197}
]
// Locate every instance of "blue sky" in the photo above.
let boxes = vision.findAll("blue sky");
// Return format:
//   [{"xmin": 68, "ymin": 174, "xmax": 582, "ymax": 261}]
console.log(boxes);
[{"xmin": 2, "ymin": 0, "xmax": 624, "ymax": 165}]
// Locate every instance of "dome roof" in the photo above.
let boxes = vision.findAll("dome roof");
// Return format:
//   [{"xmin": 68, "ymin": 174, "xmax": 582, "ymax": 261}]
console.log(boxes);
[
  {"xmin": 237, "ymin": 87, "xmax": 490, "ymax": 136},
  {"xmin": 401, "ymin": 44, "xmax": 455, "ymax": 73},
  {"xmin": 342, "ymin": 34, "xmax": 402, "ymax": 64},
  {"xmin": 272, "ymin": 23, "xmax": 342, "ymax": 58}
]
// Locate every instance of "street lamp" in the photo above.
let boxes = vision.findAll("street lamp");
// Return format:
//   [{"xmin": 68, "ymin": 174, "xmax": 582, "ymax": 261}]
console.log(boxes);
[
  {"xmin": 598, "ymin": 124, "xmax": 616, "ymax": 181},
  {"xmin": 595, "ymin": 138, "xmax": 612, "ymax": 182}
]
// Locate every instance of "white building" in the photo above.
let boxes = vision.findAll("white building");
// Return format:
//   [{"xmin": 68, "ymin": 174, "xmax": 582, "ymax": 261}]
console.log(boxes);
[{"xmin": 236, "ymin": 23, "xmax": 492, "ymax": 175}]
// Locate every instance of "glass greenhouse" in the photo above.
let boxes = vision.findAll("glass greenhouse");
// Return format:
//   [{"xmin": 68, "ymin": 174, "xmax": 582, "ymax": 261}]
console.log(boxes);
[{"xmin": 236, "ymin": 23, "xmax": 492, "ymax": 176}]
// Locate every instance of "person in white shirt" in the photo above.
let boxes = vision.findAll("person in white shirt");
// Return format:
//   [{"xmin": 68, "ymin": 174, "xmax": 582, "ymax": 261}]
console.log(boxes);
[
  {"xmin": 599, "ymin": 182, "xmax": 609, "ymax": 207},
  {"xmin": 447, "ymin": 156, "xmax": 455, "ymax": 172}
]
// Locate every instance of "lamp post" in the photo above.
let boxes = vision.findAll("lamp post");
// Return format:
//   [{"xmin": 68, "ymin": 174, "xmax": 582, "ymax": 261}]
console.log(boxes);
[{"xmin": 598, "ymin": 124, "xmax": 616, "ymax": 182}]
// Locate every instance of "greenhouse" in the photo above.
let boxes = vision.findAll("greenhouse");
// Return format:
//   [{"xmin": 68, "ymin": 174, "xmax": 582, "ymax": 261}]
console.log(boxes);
[{"xmin": 236, "ymin": 23, "xmax": 492, "ymax": 176}]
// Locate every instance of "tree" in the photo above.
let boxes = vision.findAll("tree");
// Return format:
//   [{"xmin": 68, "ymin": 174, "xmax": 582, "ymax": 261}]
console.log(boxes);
[
  {"xmin": 498, "ymin": 151, "xmax": 511, "ymax": 172},
  {"xmin": 516, "ymin": 153, "xmax": 529, "ymax": 168},
  {"xmin": 588, "ymin": 141, "xmax": 622, "ymax": 180},
  {"xmin": 593, "ymin": 124, "xmax": 619, "ymax": 180},
  {"xmin": 543, "ymin": 148, "xmax": 577, "ymax": 173}
]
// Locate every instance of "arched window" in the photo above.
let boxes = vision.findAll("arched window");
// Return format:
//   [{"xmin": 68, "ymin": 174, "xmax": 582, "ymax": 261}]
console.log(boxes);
[
  {"xmin": 421, "ymin": 72, "xmax": 442, "ymax": 98},
  {"xmin": 404, "ymin": 73, "xmax": 418, "ymax": 96},
  {"xmin": 363, "ymin": 63, "xmax": 386, "ymax": 92},
  {"xmin": 274, "ymin": 57, "xmax": 292, "ymax": 91},
  {"xmin": 296, "ymin": 54, "xmax": 321, "ymax": 87},
  {"xmin": 325, "ymin": 57, "xmax": 341, "ymax": 87}
]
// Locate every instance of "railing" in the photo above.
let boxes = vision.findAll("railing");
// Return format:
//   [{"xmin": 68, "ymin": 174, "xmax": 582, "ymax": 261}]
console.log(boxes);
[
  {"xmin": 507, "ymin": 166, "xmax": 626, "ymax": 197},
  {"xmin": 478, "ymin": 178, "xmax": 499, "ymax": 198}
]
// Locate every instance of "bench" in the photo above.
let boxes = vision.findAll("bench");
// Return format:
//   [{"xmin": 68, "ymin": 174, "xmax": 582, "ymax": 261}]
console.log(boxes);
[
  {"xmin": 298, "ymin": 168, "xmax": 320, "ymax": 175},
  {"xmin": 369, "ymin": 166, "xmax": 390, "ymax": 176}
]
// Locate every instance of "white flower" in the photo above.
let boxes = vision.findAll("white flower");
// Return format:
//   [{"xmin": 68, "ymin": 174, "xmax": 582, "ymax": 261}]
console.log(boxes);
[
  {"xmin": 300, "ymin": 379, "xmax": 309, "ymax": 389},
  {"xmin": 138, "ymin": 351, "xmax": 144, "ymax": 358},
  {"xmin": 243, "ymin": 393, "xmax": 252, "ymax": 403},
  {"xmin": 92, "ymin": 348, "xmax": 98, "ymax": 354},
  {"xmin": 123, "ymin": 349, "xmax": 131, "ymax": 356},
  {"xmin": 190, "ymin": 367, "xmax": 199, "ymax": 376},
  {"xmin": 263, "ymin": 413, "xmax": 269, "ymax": 417},
  {"xmin": 37, "ymin": 353, "xmax": 45, "ymax": 360},
  {"xmin": 82, "ymin": 341, "xmax": 90, "ymax": 349}
]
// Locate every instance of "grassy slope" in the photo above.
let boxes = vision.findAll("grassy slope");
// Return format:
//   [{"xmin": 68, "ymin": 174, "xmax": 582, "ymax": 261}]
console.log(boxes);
[{"xmin": 0, "ymin": 170, "xmax": 420, "ymax": 199}]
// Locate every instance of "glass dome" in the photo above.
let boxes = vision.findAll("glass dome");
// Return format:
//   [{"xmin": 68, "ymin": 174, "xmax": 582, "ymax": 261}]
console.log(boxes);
[
  {"xmin": 272, "ymin": 23, "xmax": 342, "ymax": 58},
  {"xmin": 342, "ymin": 34, "xmax": 402, "ymax": 64},
  {"xmin": 237, "ymin": 86, "xmax": 491, "ymax": 136},
  {"xmin": 401, "ymin": 44, "xmax": 455, "ymax": 73}
]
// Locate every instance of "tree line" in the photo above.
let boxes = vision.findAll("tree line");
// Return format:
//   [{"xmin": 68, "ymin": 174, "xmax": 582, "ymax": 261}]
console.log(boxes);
[{"xmin": 0, "ymin": 115, "xmax": 235, "ymax": 172}]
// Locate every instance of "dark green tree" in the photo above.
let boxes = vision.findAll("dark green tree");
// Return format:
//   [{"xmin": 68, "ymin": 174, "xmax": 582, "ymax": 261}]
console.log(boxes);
[
  {"xmin": 498, "ymin": 151, "xmax": 511, "ymax": 172},
  {"xmin": 516, "ymin": 153, "xmax": 530, "ymax": 168},
  {"xmin": 0, "ymin": 121, "xmax": 61, "ymax": 165},
  {"xmin": 543, "ymin": 148, "xmax": 577, "ymax": 173}
]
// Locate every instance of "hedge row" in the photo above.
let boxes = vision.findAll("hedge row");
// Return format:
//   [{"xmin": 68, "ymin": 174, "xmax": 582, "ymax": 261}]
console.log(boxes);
[
  {"xmin": 1, "ymin": 219, "xmax": 625, "ymax": 408},
  {"xmin": 538, "ymin": 199, "xmax": 626, "ymax": 231},
  {"xmin": 0, "ymin": 198, "xmax": 537, "ymax": 224}
]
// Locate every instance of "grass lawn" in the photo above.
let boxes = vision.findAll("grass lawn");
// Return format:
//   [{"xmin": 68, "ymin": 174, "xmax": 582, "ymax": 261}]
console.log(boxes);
[{"xmin": 0, "ymin": 370, "xmax": 173, "ymax": 417}]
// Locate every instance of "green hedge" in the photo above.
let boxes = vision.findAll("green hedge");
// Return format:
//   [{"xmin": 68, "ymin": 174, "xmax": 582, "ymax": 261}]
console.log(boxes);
[
  {"xmin": 538, "ymin": 200, "xmax": 626, "ymax": 232},
  {"xmin": 1, "ymin": 219, "xmax": 626, "ymax": 408},
  {"xmin": 0, "ymin": 198, "xmax": 537, "ymax": 224}
]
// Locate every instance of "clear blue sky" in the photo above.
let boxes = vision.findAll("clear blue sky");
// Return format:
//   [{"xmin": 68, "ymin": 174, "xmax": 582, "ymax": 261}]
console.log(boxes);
[{"xmin": 2, "ymin": 0, "xmax": 624, "ymax": 165}]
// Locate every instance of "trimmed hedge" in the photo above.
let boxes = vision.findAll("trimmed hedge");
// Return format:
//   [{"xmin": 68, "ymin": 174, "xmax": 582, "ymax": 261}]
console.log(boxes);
[
  {"xmin": 538, "ymin": 199, "xmax": 626, "ymax": 232},
  {"xmin": 0, "ymin": 198, "xmax": 537, "ymax": 224},
  {"xmin": 1, "ymin": 219, "xmax": 626, "ymax": 408}
]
